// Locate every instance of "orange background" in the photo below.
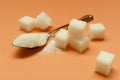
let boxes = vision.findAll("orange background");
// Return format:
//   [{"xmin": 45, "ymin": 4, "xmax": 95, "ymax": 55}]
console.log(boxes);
[{"xmin": 0, "ymin": 0, "xmax": 120, "ymax": 80}]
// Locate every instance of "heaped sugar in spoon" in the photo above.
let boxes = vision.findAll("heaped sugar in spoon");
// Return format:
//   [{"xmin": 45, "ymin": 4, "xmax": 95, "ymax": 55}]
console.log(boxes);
[
  {"xmin": 13, "ymin": 33, "xmax": 49, "ymax": 48},
  {"xmin": 12, "ymin": 15, "xmax": 94, "ymax": 48}
]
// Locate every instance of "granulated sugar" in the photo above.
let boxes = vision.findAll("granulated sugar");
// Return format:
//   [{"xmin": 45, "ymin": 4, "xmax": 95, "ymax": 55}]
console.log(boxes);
[
  {"xmin": 13, "ymin": 33, "xmax": 49, "ymax": 48},
  {"xmin": 39, "ymin": 39, "xmax": 64, "ymax": 55}
]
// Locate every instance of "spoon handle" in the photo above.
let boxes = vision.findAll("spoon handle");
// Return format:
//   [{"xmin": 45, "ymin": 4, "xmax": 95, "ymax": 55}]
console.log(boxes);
[{"xmin": 48, "ymin": 15, "xmax": 94, "ymax": 35}]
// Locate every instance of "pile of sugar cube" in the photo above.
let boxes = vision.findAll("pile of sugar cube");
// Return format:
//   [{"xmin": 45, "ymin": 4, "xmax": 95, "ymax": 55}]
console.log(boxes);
[
  {"xmin": 54, "ymin": 19, "xmax": 106, "ymax": 52},
  {"xmin": 18, "ymin": 12, "xmax": 115, "ymax": 76},
  {"xmin": 54, "ymin": 19, "xmax": 115, "ymax": 76},
  {"xmin": 19, "ymin": 12, "xmax": 52, "ymax": 32}
]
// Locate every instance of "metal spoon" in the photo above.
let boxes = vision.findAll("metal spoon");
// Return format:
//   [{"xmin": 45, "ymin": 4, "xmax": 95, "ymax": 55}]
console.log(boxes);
[{"xmin": 12, "ymin": 15, "xmax": 94, "ymax": 48}]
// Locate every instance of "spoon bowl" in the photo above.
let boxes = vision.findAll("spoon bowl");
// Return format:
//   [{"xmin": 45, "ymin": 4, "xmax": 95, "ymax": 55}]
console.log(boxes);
[{"xmin": 12, "ymin": 33, "xmax": 50, "ymax": 48}]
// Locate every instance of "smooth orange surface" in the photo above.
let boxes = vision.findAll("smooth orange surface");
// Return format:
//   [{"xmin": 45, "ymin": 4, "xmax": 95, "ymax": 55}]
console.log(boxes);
[{"xmin": 0, "ymin": 0, "xmax": 120, "ymax": 80}]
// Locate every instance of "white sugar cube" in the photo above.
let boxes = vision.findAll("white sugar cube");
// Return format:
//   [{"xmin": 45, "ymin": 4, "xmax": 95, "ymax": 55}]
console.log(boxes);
[
  {"xmin": 55, "ymin": 29, "xmax": 69, "ymax": 49},
  {"xmin": 19, "ymin": 16, "xmax": 35, "ymax": 32},
  {"xmin": 70, "ymin": 36, "xmax": 89, "ymax": 53},
  {"xmin": 89, "ymin": 23, "xmax": 106, "ymax": 40},
  {"xmin": 68, "ymin": 19, "xmax": 87, "ymax": 39},
  {"xmin": 35, "ymin": 12, "xmax": 52, "ymax": 30},
  {"xmin": 95, "ymin": 50, "xmax": 115, "ymax": 76}
]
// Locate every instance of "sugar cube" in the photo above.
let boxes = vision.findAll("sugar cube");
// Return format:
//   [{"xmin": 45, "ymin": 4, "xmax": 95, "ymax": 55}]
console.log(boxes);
[
  {"xmin": 95, "ymin": 50, "xmax": 115, "ymax": 76},
  {"xmin": 68, "ymin": 19, "xmax": 87, "ymax": 39},
  {"xmin": 70, "ymin": 36, "xmax": 89, "ymax": 53},
  {"xmin": 19, "ymin": 16, "xmax": 35, "ymax": 32},
  {"xmin": 35, "ymin": 12, "xmax": 52, "ymax": 30},
  {"xmin": 89, "ymin": 23, "xmax": 106, "ymax": 40},
  {"xmin": 55, "ymin": 29, "xmax": 69, "ymax": 49}
]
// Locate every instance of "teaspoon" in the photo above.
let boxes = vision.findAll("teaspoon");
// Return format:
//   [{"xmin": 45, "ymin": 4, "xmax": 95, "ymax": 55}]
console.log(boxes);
[{"xmin": 12, "ymin": 15, "xmax": 94, "ymax": 48}]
